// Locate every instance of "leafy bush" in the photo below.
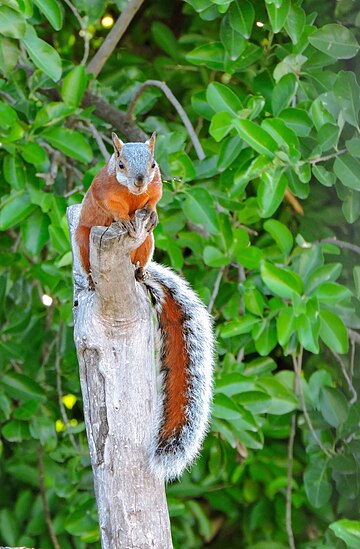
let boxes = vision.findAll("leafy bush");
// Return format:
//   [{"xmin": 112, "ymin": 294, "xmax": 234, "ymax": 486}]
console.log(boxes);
[{"xmin": 1, "ymin": 0, "xmax": 360, "ymax": 547}]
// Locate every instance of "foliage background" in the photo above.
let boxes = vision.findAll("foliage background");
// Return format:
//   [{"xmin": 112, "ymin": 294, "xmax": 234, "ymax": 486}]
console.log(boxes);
[{"xmin": 1, "ymin": 0, "xmax": 360, "ymax": 547}]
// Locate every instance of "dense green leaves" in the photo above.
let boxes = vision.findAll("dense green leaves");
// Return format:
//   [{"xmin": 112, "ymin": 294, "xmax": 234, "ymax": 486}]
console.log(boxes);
[{"xmin": 1, "ymin": 0, "xmax": 360, "ymax": 547}]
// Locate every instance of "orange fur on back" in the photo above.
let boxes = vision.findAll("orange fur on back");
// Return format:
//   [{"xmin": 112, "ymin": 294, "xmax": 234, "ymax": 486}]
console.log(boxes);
[
  {"xmin": 75, "ymin": 164, "xmax": 162, "ymax": 273},
  {"xmin": 159, "ymin": 290, "xmax": 188, "ymax": 440}
]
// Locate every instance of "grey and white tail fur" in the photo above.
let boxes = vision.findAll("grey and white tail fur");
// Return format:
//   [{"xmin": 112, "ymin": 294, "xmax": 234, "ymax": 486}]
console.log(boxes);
[{"xmin": 142, "ymin": 262, "xmax": 214, "ymax": 482}]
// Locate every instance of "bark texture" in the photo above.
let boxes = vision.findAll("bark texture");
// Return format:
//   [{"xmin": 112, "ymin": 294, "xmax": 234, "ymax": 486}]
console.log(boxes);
[{"xmin": 67, "ymin": 204, "xmax": 172, "ymax": 549}]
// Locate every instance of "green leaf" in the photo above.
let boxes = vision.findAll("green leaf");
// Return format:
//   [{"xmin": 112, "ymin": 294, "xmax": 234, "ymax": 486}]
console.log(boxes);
[
  {"xmin": 266, "ymin": 0, "xmax": 290, "ymax": 33},
  {"xmin": 209, "ymin": 112, "xmax": 233, "ymax": 142},
  {"xmin": 256, "ymin": 376, "xmax": 298, "ymax": 414},
  {"xmin": 20, "ymin": 142, "xmax": 47, "ymax": 165},
  {"xmin": 313, "ymin": 282, "xmax": 352, "ymax": 304},
  {"xmin": 0, "ymin": 192, "xmax": 36, "ymax": 230},
  {"xmin": 228, "ymin": 0, "xmax": 254, "ymax": 39},
  {"xmin": 253, "ymin": 319, "xmax": 277, "ymax": 356},
  {"xmin": 220, "ymin": 14, "xmax": 246, "ymax": 61},
  {"xmin": 3, "ymin": 155, "xmax": 26, "ymax": 189},
  {"xmin": 318, "ymin": 123, "xmax": 339, "ymax": 152},
  {"xmin": 319, "ymin": 309, "xmax": 349, "ymax": 354},
  {"xmin": 182, "ymin": 187, "xmax": 220, "ymax": 235},
  {"xmin": 261, "ymin": 118, "xmax": 300, "ymax": 161},
  {"xmin": 203, "ymin": 246, "xmax": 229, "ymax": 267},
  {"xmin": 2, "ymin": 372, "xmax": 45, "ymax": 401},
  {"xmin": 186, "ymin": 42, "xmax": 225, "ymax": 70},
  {"xmin": 306, "ymin": 263, "xmax": 342, "ymax": 293},
  {"xmin": 0, "ymin": 102, "xmax": 17, "ymax": 129},
  {"xmin": 258, "ymin": 171, "xmax": 287, "ymax": 218},
  {"xmin": 261, "ymin": 261, "xmax": 303, "ymax": 298},
  {"xmin": 263, "ymin": 219, "xmax": 293, "ymax": 255},
  {"xmin": 334, "ymin": 155, "xmax": 360, "ymax": 190},
  {"xmin": 233, "ymin": 119, "xmax": 277, "ymax": 157},
  {"xmin": 312, "ymin": 165, "xmax": 336, "ymax": 187},
  {"xmin": 151, "ymin": 21, "xmax": 180, "ymax": 60},
  {"xmin": 284, "ymin": 4, "xmax": 306, "ymax": 44},
  {"xmin": 271, "ymin": 73, "xmax": 297, "ymax": 116},
  {"xmin": 207, "ymin": 82, "xmax": 242, "ymax": 116},
  {"xmin": 221, "ymin": 314, "xmax": 260, "ymax": 338},
  {"xmin": 2, "ymin": 420, "xmax": 31, "ymax": 442},
  {"xmin": 334, "ymin": 71, "xmax": 360, "ymax": 129},
  {"xmin": 346, "ymin": 137, "xmax": 360, "ymax": 157},
  {"xmin": 304, "ymin": 461, "xmax": 332, "ymax": 508},
  {"xmin": 319, "ymin": 386, "xmax": 349, "ymax": 427},
  {"xmin": 330, "ymin": 519, "xmax": 360, "ymax": 549},
  {"xmin": 41, "ymin": 127, "xmax": 93, "ymax": 163},
  {"xmin": 33, "ymin": 0, "xmax": 63, "ymax": 30},
  {"xmin": 244, "ymin": 286, "xmax": 265, "ymax": 317},
  {"xmin": 61, "ymin": 65, "xmax": 87, "ymax": 107},
  {"xmin": 21, "ymin": 209, "xmax": 49, "ymax": 255},
  {"xmin": 278, "ymin": 108, "xmax": 313, "ymax": 137},
  {"xmin": 276, "ymin": 307, "xmax": 295, "ymax": 346},
  {"xmin": 0, "ymin": 6, "xmax": 26, "ymax": 39},
  {"xmin": 23, "ymin": 25, "xmax": 62, "ymax": 82},
  {"xmin": 295, "ymin": 313, "xmax": 319, "ymax": 354},
  {"xmin": 33, "ymin": 102, "xmax": 76, "ymax": 129},
  {"xmin": 309, "ymin": 24, "xmax": 359, "ymax": 59},
  {"xmin": 354, "ymin": 266, "xmax": 360, "ymax": 299},
  {"xmin": 0, "ymin": 36, "xmax": 19, "ymax": 74}
]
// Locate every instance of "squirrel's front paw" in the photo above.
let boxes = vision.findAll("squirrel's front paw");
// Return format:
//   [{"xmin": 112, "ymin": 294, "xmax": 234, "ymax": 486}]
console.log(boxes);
[
  {"xmin": 87, "ymin": 274, "xmax": 96, "ymax": 291},
  {"xmin": 135, "ymin": 264, "xmax": 149, "ymax": 282},
  {"xmin": 135, "ymin": 207, "xmax": 158, "ymax": 232},
  {"xmin": 119, "ymin": 219, "xmax": 137, "ymax": 239}
]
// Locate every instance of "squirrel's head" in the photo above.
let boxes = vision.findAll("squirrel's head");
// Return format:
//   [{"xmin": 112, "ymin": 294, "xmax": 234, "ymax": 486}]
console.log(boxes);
[{"xmin": 110, "ymin": 132, "xmax": 157, "ymax": 195}]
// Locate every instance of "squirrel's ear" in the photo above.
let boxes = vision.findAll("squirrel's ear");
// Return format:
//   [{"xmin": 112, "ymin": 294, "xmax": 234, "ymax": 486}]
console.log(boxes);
[
  {"xmin": 146, "ymin": 131, "xmax": 156, "ymax": 153},
  {"xmin": 112, "ymin": 132, "xmax": 124, "ymax": 155}
]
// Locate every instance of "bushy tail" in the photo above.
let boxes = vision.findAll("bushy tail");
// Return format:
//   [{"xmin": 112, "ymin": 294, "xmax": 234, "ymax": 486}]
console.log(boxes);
[{"xmin": 143, "ymin": 262, "xmax": 214, "ymax": 482}]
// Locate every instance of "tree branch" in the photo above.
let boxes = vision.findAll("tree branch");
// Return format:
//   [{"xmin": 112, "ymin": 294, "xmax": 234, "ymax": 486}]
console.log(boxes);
[
  {"xmin": 127, "ymin": 80, "xmax": 206, "ymax": 160},
  {"xmin": 286, "ymin": 413, "xmax": 297, "ymax": 549},
  {"xmin": 314, "ymin": 237, "xmax": 360, "ymax": 256},
  {"xmin": 208, "ymin": 266, "xmax": 225, "ymax": 313},
  {"xmin": 62, "ymin": 0, "xmax": 90, "ymax": 65},
  {"xmin": 86, "ymin": 0, "xmax": 146, "ymax": 78}
]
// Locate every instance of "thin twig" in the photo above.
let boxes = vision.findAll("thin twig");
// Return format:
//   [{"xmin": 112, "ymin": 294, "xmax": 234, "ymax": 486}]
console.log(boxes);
[
  {"xmin": 314, "ymin": 237, "xmax": 360, "ymax": 256},
  {"xmin": 208, "ymin": 266, "xmax": 225, "ymax": 313},
  {"xmin": 62, "ymin": 0, "xmax": 90, "ymax": 65},
  {"xmin": 77, "ymin": 121, "xmax": 110, "ymax": 161},
  {"xmin": 330, "ymin": 349, "xmax": 357, "ymax": 404},
  {"xmin": 86, "ymin": 0, "xmax": 146, "ymax": 78},
  {"xmin": 127, "ymin": 80, "xmax": 206, "ymax": 161},
  {"xmin": 350, "ymin": 338, "xmax": 356, "ymax": 378},
  {"xmin": 292, "ymin": 350, "xmax": 333, "ymax": 458},
  {"xmin": 309, "ymin": 149, "xmax": 346, "ymax": 165},
  {"xmin": 285, "ymin": 189, "xmax": 304, "ymax": 215},
  {"xmin": 55, "ymin": 325, "xmax": 80, "ymax": 453},
  {"xmin": 348, "ymin": 328, "xmax": 360, "ymax": 345},
  {"xmin": 286, "ymin": 413, "xmax": 297, "ymax": 549},
  {"xmin": 38, "ymin": 445, "xmax": 61, "ymax": 549}
]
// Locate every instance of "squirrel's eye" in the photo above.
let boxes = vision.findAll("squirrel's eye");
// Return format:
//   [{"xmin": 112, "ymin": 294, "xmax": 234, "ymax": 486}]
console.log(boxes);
[
  {"xmin": 152, "ymin": 161, "xmax": 156, "ymax": 168},
  {"xmin": 119, "ymin": 161, "xmax": 124, "ymax": 169}
]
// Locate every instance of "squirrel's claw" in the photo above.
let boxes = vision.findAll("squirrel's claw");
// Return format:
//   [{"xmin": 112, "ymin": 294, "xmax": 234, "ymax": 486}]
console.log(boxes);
[{"xmin": 87, "ymin": 274, "xmax": 96, "ymax": 291}]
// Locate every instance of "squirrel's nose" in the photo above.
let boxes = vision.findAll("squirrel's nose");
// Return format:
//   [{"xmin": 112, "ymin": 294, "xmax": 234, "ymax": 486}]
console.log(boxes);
[{"xmin": 135, "ymin": 175, "xmax": 144, "ymax": 187}]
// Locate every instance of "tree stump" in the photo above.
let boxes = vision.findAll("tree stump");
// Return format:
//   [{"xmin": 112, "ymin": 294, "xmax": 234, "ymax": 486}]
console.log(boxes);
[{"xmin": 67, "ymin": 205, "xmax": 173, "ymax": 549}]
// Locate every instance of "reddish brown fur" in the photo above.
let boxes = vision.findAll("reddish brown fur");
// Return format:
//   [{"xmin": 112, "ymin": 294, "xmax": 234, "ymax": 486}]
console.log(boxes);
[
  {"xmin": 75, "ymin": 164, "xmax": 162, "ymax": 273},
  {"xmin": 159, "ymin": 290, "xmax": 188, "ymax": 439}
]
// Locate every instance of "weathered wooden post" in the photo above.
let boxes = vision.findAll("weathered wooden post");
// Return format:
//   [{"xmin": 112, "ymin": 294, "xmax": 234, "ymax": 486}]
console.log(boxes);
[{"xmin": 67, "ymin": 204, "xmax": 173, "ymax": 549}]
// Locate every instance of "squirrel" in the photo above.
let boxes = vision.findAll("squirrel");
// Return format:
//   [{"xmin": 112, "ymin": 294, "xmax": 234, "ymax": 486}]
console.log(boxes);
[{"xmin": 75, "ymin": 132, "xmax": 214, "ymax": 481}]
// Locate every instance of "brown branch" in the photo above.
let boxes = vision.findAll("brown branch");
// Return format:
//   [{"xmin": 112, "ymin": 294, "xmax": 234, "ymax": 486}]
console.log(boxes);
[
  {"xmin": 127, "ymin": 80, "xmax": 206, "ymax": 160},
  {"xmin": 314, "ymin": 237, "xmax": 360, "ymax": 256},
  {"xmin": 86, "ymin": 0, "xmax": 146, "ymax": 78},
  {"xmin": 38, "ymin": 445, "xmax": 61, "ymax": 549},
  {"xmin": 285, "ymin": 189, "xmax": 304, "ymax": 215},
  {"xmin": 82, "ymin": 91, "xmax": 147, "ymax": 141}
]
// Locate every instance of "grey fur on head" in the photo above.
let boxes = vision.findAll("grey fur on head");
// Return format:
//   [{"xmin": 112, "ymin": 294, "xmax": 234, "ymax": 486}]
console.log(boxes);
[
  {"xmin": 109, "ymin": 132, "xmax": 157, "ymax": 194},
  {"xmin": 143, "ymin": 262, "xmax": 215, "ymax": 482}
]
